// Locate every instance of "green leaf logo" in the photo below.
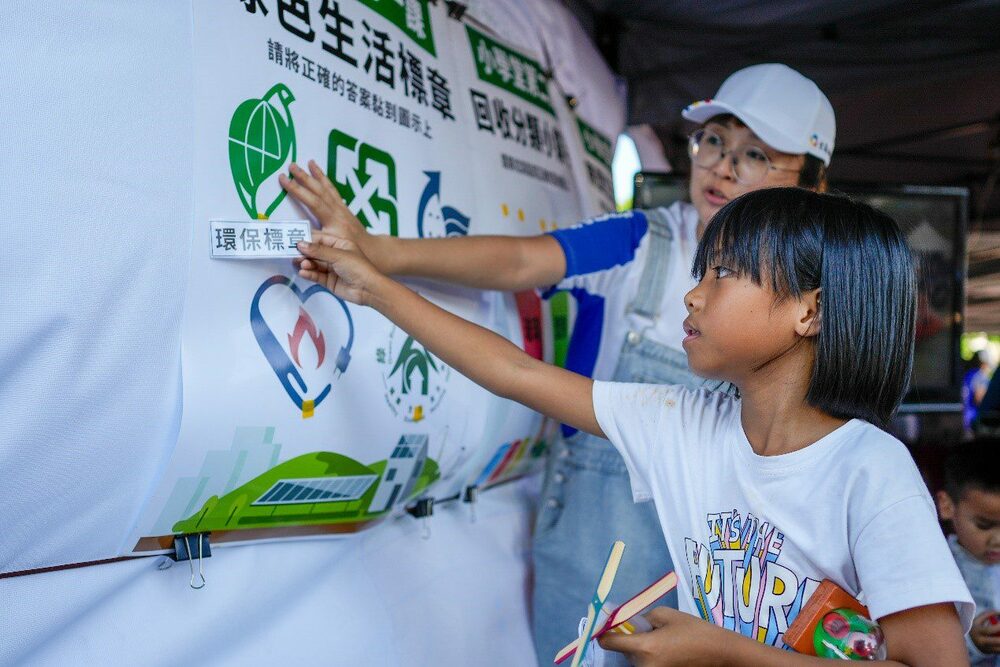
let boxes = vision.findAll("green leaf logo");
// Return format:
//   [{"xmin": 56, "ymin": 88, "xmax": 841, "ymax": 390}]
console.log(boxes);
[{"xmin": 228, "ymin": 83, "xmax": 297, "ymax": 220}]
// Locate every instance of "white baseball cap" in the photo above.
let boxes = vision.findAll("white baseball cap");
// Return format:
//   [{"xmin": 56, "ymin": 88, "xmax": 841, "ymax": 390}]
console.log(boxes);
[{"xmin": 682, "ymin": 63, "xmax": 836, "ymax": 165}]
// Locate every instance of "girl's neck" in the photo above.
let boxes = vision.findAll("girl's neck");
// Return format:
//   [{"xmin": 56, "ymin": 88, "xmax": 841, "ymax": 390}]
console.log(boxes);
[{"xmin": 736, "ymin": 355, "xmax": 848, "ymax": 457}]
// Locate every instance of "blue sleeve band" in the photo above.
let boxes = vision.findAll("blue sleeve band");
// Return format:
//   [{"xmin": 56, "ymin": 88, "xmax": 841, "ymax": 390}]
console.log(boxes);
[
  {"xmin": 548, "ymin": 210, "xmax": 649, "ymax": 278},
  {"xmin": 558, "ymin": 287, "xmax": 607, "ymax": 438}
]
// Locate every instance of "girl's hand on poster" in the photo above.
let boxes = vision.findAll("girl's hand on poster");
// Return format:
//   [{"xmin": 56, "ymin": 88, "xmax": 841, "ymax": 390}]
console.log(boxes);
[
  {"xmin": 279, "ymin": 160, "xmax": 369, "ymax": 250},
  {"xmin": 296, "ymin": 232, "xmax": 384, "ymax": 307}
]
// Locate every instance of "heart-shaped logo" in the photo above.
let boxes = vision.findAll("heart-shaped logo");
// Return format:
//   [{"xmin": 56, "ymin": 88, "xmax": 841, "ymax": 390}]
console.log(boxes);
[{"xmin": 250, "ymin": 275, "xmax": 354, "ymax": 418}]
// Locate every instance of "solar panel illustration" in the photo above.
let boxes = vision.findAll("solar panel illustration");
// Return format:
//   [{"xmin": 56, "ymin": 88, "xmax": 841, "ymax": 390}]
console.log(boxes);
[{"xmin": 252, "ymin": 475, "xmax": 378, "ymax": 505}]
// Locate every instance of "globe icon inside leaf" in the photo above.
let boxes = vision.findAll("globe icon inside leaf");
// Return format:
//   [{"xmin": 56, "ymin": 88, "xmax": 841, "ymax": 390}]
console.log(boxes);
[{"xmin": 228, "ymin": 83, "xmax": 296, "ymax": 220}]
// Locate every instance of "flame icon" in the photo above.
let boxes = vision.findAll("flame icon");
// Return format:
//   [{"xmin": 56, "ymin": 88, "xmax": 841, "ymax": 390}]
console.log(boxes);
[{"xmin": 288, "ymin": 307, "xmax": 326, "ymax": 369}]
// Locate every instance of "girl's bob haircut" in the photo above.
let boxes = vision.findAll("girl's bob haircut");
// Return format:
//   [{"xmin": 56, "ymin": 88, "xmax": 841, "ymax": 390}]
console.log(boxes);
[{"xmin": 693, "ymin": 187, "xmax": 917, "ymax": 427}]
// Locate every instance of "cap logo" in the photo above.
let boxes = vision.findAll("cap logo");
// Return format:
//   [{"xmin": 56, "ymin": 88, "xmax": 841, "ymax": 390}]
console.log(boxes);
[
  {"xmin": 684, "ymin": 98, "xmax": 713, "ymax": 113},
  {"xmin": 809, "ymin": 133, "xmax": 832, "ymax": 158}
]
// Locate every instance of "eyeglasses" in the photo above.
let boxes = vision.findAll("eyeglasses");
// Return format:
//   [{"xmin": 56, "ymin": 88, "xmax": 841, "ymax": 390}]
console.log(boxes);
[{"xmin": 687, "ymin": 128, "xmax": 800, "ymax": 186}]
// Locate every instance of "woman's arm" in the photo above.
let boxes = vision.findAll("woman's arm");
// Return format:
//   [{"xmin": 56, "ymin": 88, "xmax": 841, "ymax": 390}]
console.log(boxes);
[
  {"xmin": 597, "ymin": 604, "xmax": 968, "ymax": 667},
  {"xmin": 279, "ymin": 161, "xmax": 567, "ymax": 290},
  {"xmin": 295, "ymin": 233, "xmax": 603, "ymax": 437}
]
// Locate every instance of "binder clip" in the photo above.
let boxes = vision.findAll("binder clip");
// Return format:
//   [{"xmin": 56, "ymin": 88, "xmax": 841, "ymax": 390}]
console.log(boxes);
[
  {"xmin": 462, "ymin": 484, "xmax": 479, "ymax": 523},
  {"xmin": 406, "ymin": 497, "xmax": 435, "ymax": 539},
  {"xmin": 445, "ymin": 2, "xmax": 467, "ymax": 20},
  {"xmin": 170, "ymin": 533, "xmax": 211, "ymax": 590}
]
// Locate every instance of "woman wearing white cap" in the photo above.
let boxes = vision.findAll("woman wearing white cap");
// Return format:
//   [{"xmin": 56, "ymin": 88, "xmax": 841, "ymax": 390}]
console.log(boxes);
[{"xmin": 280, "ymin": 62, "xmax": 837, "ymax": 663}]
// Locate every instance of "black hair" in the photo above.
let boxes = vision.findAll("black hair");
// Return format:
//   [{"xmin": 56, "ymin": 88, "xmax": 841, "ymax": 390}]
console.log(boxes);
[
  {"xmin": 703, "ymin": 114, "xmax": 828, "ymax": 190},
  {"xmin": 692, "ymin": 187, "xmax": 917, "ymax": 426},
  {"xmin": 943, "ymin": 438, "xmax": 1000, "ymax": 500},
  {"xmin": 798, "ymin": 155, "xmax": 827, "ymax": 191}
]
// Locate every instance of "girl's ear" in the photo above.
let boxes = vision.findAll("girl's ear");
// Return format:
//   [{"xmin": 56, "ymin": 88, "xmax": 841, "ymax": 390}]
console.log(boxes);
[
  {"xmin": 936, "ymin": 490, "xmax": 956, "ymax": 522},
  {"xmin": 794, "ymin": 288, "xmax": 821, "ymax": 338}
]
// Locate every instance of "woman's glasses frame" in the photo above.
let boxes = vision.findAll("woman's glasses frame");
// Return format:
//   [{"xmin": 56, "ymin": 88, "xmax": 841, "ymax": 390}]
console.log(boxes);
[{"xmin": 687, "ymin": 128, "xmax": 801, "ymax": 186}]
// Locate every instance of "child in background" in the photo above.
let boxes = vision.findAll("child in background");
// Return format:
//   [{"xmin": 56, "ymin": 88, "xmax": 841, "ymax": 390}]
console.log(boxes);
[
  {"xmin": 292, "ymin": 182, "xmax": 972, "ymax": 665},
  {"xmin": 937, "ymin": 439, "xmax": 1000, "ymax": 665}
]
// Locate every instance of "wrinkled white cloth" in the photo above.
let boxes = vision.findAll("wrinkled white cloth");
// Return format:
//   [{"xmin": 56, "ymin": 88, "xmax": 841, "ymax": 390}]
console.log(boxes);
[{"xmin": 0, "ymin": 3, "xmax": 539, "ymax": 665}]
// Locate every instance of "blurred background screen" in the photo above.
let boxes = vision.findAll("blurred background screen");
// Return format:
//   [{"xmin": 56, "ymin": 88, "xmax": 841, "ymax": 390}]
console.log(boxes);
[{"xmin": 632, "ymin": 173, "xmax": 968, "ymax": 407}]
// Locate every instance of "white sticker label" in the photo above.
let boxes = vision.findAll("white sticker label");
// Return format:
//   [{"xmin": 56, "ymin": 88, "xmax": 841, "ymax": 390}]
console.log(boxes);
[{"xmin": 209, "ymin": 220, "xmax": 312, "ymax": 259}]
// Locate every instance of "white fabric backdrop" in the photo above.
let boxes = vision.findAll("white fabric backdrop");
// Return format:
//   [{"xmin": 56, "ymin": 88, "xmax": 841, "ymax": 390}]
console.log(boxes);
[
  {"xmin": 1, "ymin": 481, "xmax": 538, "ymax": 666},
  {"xmin": 0, "ymin": 2, "xmax": 623, "ymax": 664},
  {"xmin": 0, "ymin": 0, "xmax": 193, "ymax": 575}
]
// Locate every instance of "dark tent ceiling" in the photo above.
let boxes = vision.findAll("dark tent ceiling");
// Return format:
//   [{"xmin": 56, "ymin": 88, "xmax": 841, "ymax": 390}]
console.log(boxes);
[{"xmin": 566, "ymin": 0, "xmax": 1000, "ymax": 330}]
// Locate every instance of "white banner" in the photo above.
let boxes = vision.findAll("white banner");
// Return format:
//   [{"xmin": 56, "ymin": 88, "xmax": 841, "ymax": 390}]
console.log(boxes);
[{"xmin": 129, "ymin": 0, "xmax": 596, "ymax": 553}]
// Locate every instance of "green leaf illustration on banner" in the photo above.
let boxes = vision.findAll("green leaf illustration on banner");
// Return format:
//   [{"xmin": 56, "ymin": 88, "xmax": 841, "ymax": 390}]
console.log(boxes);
[{"xmin": 228, "ymin": 83, "xmax": 297, "ymax": 220}]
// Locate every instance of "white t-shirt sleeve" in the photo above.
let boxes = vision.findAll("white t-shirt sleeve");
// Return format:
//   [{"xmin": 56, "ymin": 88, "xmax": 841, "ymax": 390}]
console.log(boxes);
[
  {"xmin": 852, "ymin": 493, "xmax": 975, "ymax": 631},
  {"xmin": 593, "ymin": 381, "xmax": 658, "ymax": 500},
  {"xmin": 592, "ymin": 381, "xmax": 720, "ymax": 503}
]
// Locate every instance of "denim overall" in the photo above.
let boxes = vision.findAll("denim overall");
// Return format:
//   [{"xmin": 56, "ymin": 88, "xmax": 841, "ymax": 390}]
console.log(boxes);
[{"xmin": 531, "ymin": 208, "xmax": 707, "ymax": 665}]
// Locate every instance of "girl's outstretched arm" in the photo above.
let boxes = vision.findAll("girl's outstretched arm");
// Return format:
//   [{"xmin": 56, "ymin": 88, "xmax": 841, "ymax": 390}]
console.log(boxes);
[
  {"xmin": 296, "ymin": 233, "xmax": 603, "ymax": 437},
  {"xmin": 280, "ymin": 161, "xmax": 566, "ymax": 291}
]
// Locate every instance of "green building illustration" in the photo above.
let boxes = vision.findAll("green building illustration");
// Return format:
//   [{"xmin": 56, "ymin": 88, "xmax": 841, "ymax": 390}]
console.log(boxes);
[{"xmin": 172, "ymin": 434, "xmax": 437, "ymax": 534}]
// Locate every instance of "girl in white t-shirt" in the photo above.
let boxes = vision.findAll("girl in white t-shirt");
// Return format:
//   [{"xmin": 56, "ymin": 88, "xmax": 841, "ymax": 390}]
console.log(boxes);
[{"xmin": 293, "ymin": 185, "xmax": 973, "ymax": 665}]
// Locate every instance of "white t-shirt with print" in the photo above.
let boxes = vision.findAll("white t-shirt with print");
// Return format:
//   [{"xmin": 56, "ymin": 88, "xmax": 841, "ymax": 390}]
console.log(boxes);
[{"xmin": 593, "ymin": 382, "xmax": 975, "ymax": 646}]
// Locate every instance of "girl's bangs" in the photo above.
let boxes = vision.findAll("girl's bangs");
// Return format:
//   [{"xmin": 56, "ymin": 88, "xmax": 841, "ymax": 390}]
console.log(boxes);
[{"xmin": 692, "ymin": 198, "xmax": 807, "ymax": 298}]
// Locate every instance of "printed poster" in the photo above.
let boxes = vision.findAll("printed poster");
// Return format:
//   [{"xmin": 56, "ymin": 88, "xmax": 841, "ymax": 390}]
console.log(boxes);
[{"xmin": 129, "ymin": 0, "xmax": 590, "ymax": 552}]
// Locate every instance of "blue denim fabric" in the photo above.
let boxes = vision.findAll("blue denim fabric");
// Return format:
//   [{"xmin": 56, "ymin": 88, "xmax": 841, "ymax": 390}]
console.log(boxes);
[{"xmin": 531, "ymin": 334, "xmax": 709, "ymax": 665}]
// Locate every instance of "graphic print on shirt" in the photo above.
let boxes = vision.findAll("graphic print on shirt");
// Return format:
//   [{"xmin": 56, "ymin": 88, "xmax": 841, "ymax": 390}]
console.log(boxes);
[{"xmin": 684, "ymin": 509, "xmax": 821, "ymax": 647}]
